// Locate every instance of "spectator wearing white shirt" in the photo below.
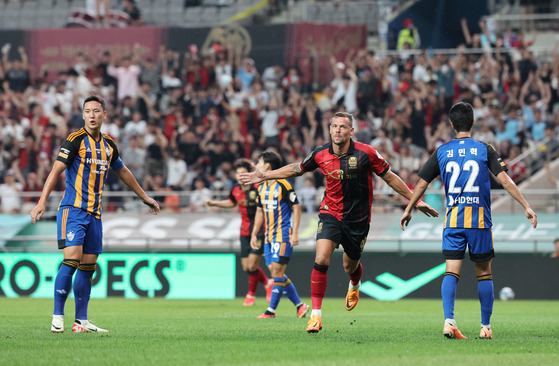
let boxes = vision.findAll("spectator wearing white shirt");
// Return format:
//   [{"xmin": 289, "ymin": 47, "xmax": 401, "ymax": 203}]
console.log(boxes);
[
  {"xmin": 123, "ymin": 111, "xmax": 147, "ymax": 138},
  {"xmin": 166, "ymin": 149, "xmax": 188, "ymax": 190},
  {"xmin": 330, "ymin": 58, "xmax": 358, "ymax": 114},
  {"xmin": 0, "ymin": 170, "xmax": 23, "ymax": 214},
  {"xmin": 189, "ymin": 178, "xmax": 212, "ymax": 212}
]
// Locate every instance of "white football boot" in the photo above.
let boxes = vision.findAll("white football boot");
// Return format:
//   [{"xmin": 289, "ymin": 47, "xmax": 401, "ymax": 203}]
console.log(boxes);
[
  {"xmin": 51, "ymin": 315, "xmax": 64, "ymax": 333},
  {"xmin": 72, "ymin": 319, "xmax": 109, "ymax": 333}
]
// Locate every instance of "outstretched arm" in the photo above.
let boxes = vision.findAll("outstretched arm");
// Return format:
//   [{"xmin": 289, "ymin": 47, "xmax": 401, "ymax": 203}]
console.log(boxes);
[
  {"xmin": 238, "ymin": 162, "xmax": 305, "ymax": 185},
  {"xmin": 399, "ymin": 179, "xmax": 430, "ymax": 230},
  {"xmin": 496, "ymin": 171, "xmax": 537, "ymax": 228},
  {"xmin": 116, "ymin": 166, "xmax": 160, "ymax": 214},
  {"xmin": 30, "ymin": 161, "xmax": 67, "ymax": 223},
  {"xmin": 205, "ymin": 198, "xmax": 236, "ymax": 209},
  {"xmin": 382, "ymin": 171, "xmax": 439, "ymax": 218}
]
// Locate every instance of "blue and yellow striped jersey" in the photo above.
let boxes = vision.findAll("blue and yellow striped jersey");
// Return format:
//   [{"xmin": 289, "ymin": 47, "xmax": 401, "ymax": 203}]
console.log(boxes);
[
  {"xmin": 256, "ymin": 179, "xmax": 299, "ymax": 244},
  {"xmin": 419, "ymin": 138, "xmax": 507, "ymax": 229},
  {"xmin": 56, "ymin": 128, "xmax": 124, "ymax": 218}
]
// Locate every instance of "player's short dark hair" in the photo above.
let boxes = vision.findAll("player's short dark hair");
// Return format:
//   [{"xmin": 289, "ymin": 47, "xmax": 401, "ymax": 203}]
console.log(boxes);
[
  {"xmin": 233, "ymin": 158, "xmax": 252, "ymax": 172},
  {"xmin": 332, "ymin": 111, "xmax": 354, "ymax": 126},
  {"xmin": 83, "ymin": 95, "xmax": 106, "ymax": 111},
  {"xmin": 259, "ymin": 150, "xmax": 282, "ymax": 171},
  {"xmin": 449, "ymin": 102, "xmax": 474, "ymax": 132}
]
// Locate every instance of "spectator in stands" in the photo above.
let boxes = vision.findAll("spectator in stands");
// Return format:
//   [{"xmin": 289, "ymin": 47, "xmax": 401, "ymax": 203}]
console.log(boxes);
[
  {"xmin": 121, "ymin": 135, "xmax": 146, "ymax": 183},
  {"xmin": 397, "ymin": 18, "xmax": 421, "ymax": 50},
  {"xmin": 86, "ymin": 0, "xmax": 110, "ymax": 27},
  {"xmin": 123, "ymin": 0, "xmax": 143, "ymax": 26},
  {"xmin": 262, "ymin": 64, "xmax": 283, "ymax": 92},
  {"xmin": 330, "ymin": 57, "xmax": 358, "ymax": 114},
  {"xmin": 236, "ymin": 58, "xmax": 258, "ymax": 92},
  {"xmin": 189, "ymin": 177, "xmax": 212, "ymax": 212},
  {"xmin": 123, "ymin": 110, "xmax": 148, "ymax": 139},
  {"xmin": 2, "ymin": 45, "xmax": 30, "ymax": 94},
  {"xmin": 66, "ymin": 69, "xmax": 93, "ymax": 107},
  {"xmin": 531, "ymin": 108, "xmax": 548, "ymax": 142},
  {"xmin": 0, "ymin": 170, "xmax": 23, "ymax": 214},
  {"xmin": 165, "ymin": 149, "xmax": 188, "ymax": 190},
  {"xmin": 298, "ymin": 176, "xmax": 317, "ymax": 213},
  {"xmin": 504, "ymin": 145, "xmax": 527, "ymax": 184},
  {"xmin": 107, "ymin": 54, "xmax": 141, "ymax": 103}
]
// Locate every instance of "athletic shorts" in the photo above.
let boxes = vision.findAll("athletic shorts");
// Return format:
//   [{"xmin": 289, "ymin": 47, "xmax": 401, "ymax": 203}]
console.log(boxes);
[
  {"xmin": 57, "ymin": 207, "xmax": 103, "ymax": 255},
  {"xmin": 240, "ymin": 235, "xmax": 264, "ymax": 258},
  {"xmin": 315, "ymin": 213, "xmax": 370, "ymax": 260},
  {"xmin": 442, "ymin": 227, "xmax": 495, "ymax": 262},
  {"xmin": 264, "ymin": 241, "xmax": 292, "ymax": 266}
]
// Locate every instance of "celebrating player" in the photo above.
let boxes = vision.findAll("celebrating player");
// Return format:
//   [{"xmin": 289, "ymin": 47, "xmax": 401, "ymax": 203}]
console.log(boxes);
[
  {"xmin": 250, "ymin": 150, "xmax": 309, "ymax": 319},
  {"xmin": 239, "ymin": 112, "xmax": 438, "ymax": 333},
  {"xmin": 30, "ymin": 95, "xmax": 160, "ymax": 333},
  {"xmin": 400, "ymin": 102, "xmax": 537, "ymax": 339},
  {"xmin": 205, "ymin": 158, "xmax": 273, "ymax": 306}
]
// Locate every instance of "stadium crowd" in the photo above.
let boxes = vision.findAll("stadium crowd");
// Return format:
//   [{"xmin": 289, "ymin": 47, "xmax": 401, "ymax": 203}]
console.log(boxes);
[{"xmin": 1, "ymin": 21, "xmax": 559, "ymax": 214}]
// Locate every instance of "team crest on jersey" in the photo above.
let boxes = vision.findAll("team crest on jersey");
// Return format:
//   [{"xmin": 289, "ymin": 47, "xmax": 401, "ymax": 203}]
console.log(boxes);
[
  {"xmin": 273, "ymin": 189, "xmax": 279, "ymax": 198},
  {"xmin": 249, "ymin": 191, "xmax": 256, "ymax": 199},
  {"xmin": 105, "ymin": 147, "xmax": 111, "ymax": 157},
  {"xmin": 349, "ymin": 156, "xmax": 357, "ymax": 168},
  {"xmin": 67, "ymin": 230, "xmax": 75, "ymax": 241}
]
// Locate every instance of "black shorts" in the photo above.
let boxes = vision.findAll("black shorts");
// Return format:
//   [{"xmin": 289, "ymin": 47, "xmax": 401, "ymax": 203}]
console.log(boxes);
[
  {"xmin": 316, "ymin": 213, "xmax": 370, "ymax": 260},
  {"xmin": 240, "ymin": 235, "xmax": 264, "ymax": 258}
]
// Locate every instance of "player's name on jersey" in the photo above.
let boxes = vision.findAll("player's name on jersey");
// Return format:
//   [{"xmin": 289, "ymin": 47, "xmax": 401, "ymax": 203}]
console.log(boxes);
[{"xmin": 446, "ymin": 147, "xmax": 478, "ymax": 158}]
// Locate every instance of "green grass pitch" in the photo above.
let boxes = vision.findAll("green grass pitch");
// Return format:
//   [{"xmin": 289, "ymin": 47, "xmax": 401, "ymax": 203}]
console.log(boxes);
[{"xmin": 1, "ymin": 298, "xmax": 558, "ymax": 366}]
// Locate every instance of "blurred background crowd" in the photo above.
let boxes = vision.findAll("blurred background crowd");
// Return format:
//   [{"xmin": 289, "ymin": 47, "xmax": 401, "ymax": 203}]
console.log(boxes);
[{"xmin": 0, "ymin": 0, "xmax": 559, "ymax": 215}]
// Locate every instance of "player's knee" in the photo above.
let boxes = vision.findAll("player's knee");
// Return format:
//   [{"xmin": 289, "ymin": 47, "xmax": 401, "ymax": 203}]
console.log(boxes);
[
  {"xmin": 314, "ymin": 255, "xmax": 330, "ymax": 267},
  {"xmin": 343, "ymin": 262, "xmax": 357, "ymax": 274}
]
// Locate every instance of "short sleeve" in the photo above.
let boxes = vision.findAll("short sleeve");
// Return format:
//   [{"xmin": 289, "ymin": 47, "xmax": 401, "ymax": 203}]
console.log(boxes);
[
  {"xmin": 281, "ymin": 181, "xmax": 299, "ymax": 207},
  {"xmin": 228, "ymin": 187, "xmax": 237, "ymax": 204},
  {"xmin": 300, "ymin": 147, "xmax": 320, "ymax": 172},
  {"xmin": 486, "ymin": 143, "xmax": 508, "ymax": 175},
  {"xmin": 369, "ymin": 147, "xmax": 390, "ymax": 177},
  {"xmin": 56, "ymin": 138, "xmax": 78, "ymax": 166},
  {"xmin": 418, "ymin": 149, "xmax": 441, "ymax": 183}
]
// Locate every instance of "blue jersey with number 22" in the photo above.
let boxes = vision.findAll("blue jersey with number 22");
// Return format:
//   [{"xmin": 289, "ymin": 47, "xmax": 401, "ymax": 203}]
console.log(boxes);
[{"xmin": 419, "ymin": 138, "xmax": 507, "ymax": 229}]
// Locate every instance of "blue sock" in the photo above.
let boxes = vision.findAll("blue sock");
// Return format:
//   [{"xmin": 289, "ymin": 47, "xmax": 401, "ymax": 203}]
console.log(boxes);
[
  {"xmin": 268, "ymin": 277, "xmax": 285, "ymax": 311},
  {"xmin": 478, "ymin": 274, "xmax": 494, "ymax": 325},
  {"xmin": 441, "ymin": 272, "xmax": 459, "ymax": 320},
  {"xmin": 53, "ymin": 260, "xmax": 79, "ymax": 315},
  {"xmin": 74, "ymin": 263, "xmax": 96, "ymax": 320},
  {"xmin": 282, "ymin": 275, "xmax": 302, "ymax": 306}
]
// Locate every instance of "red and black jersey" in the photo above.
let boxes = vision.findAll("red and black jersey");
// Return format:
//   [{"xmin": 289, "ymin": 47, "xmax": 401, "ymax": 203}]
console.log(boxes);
[
  {"xmin": 229, "ymin": 184, "xmax": 262, "ymax": 237},
  {"xmin": 300, "ymin": 140, "xmax": 390, "ymax": 224}
]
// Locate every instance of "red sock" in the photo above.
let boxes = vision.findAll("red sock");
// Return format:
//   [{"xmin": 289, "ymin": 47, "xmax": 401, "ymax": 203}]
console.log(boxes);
[
  {"xmin": 247, "ymin": 270, "xmax": 258, "ymax": 296},
  {"xmin": 256, "ymin": 267, "xmax": 268, "ymax": 285},
  {"xmin": 311, "ymin": 263, "xmax": 329, "ymax": 310},
  {"xmin": 349, "ymin": 262, "xmax": 363, "ymax": 286}
]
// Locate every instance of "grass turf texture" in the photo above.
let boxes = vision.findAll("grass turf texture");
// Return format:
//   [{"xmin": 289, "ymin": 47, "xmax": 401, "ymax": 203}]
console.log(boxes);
[{"xmin": 0, "ymin": 298, "xmax": 558, "ymax": 366}]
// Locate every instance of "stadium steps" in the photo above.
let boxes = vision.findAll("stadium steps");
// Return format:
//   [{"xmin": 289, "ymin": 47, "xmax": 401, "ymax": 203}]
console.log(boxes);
[{"xmin": 492, "ymin": 158, "xmax": 559, "ymax": 214}]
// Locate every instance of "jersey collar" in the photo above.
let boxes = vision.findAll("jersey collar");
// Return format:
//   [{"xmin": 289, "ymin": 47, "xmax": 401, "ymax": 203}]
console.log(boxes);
[{"xmin": 328, "ymin": 139, "xmax": 355, "ymax": 158}]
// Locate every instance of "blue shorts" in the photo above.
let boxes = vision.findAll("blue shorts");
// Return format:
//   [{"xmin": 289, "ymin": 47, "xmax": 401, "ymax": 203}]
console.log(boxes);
[
  {"xmin": 57, "ymin": 207, "xmax": 103, "ymax": 254},
  {"xmin": 442, "ymin": 227, "xmax": 495, "ymax": 262},
  {"xmin": 264, "ymin": 241, "xmax": 293, "ymax": 266}
]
